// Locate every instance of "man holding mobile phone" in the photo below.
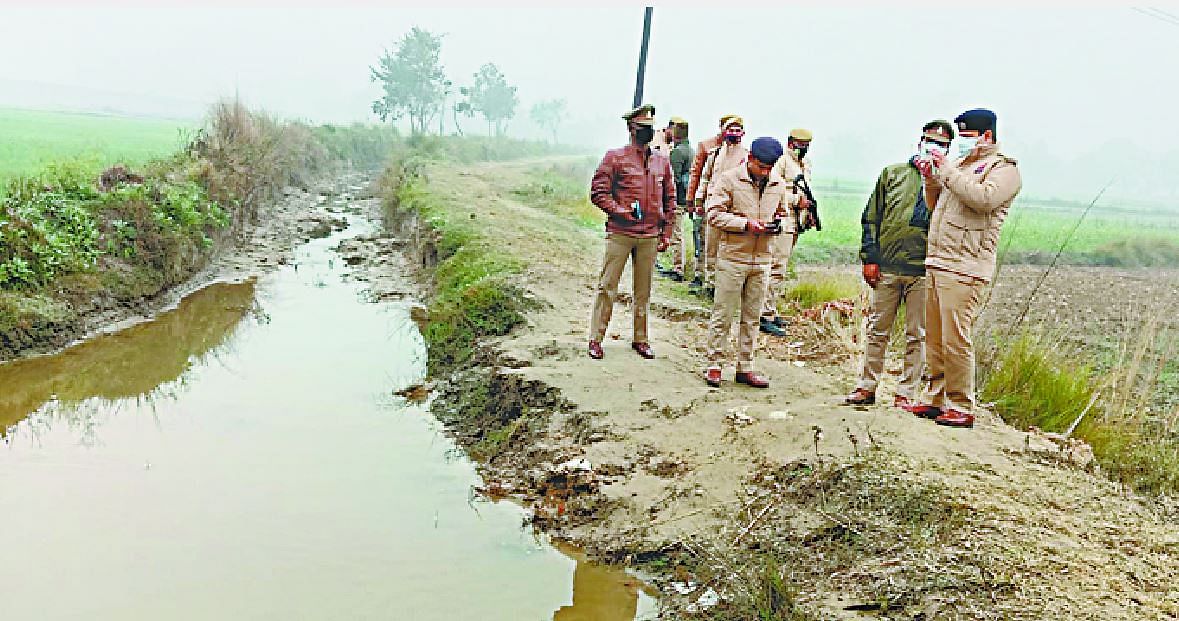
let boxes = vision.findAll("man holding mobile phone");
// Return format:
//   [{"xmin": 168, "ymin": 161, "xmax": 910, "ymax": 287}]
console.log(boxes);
[
  {"xmin": 910, "ymin": 109, "xmax": 1022, "ymax": 428},
  {"xmin": 587, "ymin": 104, "xmax": 677, "ymax": 360},
  {"xmin": 845, "ymin": 120, "xmax": 954, "ymax": 409}
]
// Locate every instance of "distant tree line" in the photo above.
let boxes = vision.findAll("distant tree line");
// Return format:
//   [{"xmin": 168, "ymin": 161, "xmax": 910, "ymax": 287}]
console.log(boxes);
[{"xmin": 370, "ymin": 27, "xmax": 567, "ymax": 141}]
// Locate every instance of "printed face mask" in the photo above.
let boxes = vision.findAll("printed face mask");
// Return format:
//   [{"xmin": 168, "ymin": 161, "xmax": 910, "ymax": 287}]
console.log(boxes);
[
  {"xmin": 955, "ymin": 136, "xmax": 979, "ymax": 158},
  {"xmin": 723, "ymin": 129, "xmax": 744, "ymax": 144},
  {"xmin": 635, "ymin": 126, "xmax": 655, "ymax": 145}
]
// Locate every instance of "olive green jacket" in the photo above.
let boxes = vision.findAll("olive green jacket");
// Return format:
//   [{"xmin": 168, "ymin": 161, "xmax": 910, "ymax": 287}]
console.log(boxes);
[
  {"xmin": 669, "ymin": 140, "xmax": 693, "ymax": 205},
  {"xmin": 860, "ymin": 159, "xmax": 929, "ymax": 276}
]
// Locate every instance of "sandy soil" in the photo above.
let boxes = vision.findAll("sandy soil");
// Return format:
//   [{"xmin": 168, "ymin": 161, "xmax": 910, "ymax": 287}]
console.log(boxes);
[{"xmin": 348, "ymin": 158, "xmax": 1179, "ymax": 620}]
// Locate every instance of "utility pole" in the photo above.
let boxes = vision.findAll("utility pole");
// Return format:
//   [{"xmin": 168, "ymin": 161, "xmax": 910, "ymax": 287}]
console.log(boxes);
[{"xmin": 632, "ymin": 7, "xmax": 653, "ymax": 108}]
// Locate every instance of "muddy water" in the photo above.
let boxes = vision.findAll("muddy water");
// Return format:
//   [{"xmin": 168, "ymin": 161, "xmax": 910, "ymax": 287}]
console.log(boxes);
[{"xmin": 0, "ymin": 214, "xmax": 654, "ymax": 619}]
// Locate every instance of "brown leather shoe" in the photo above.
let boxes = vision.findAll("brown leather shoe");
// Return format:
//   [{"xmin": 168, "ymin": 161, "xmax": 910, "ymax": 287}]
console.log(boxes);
[
  {"xmin": 588, "ymin": 340, "xmax": 604, "ymax": 360},
  {"xmin": 631, "ymin": 342, "xmax": 654, "ymax": 359},
  {"xmin": 910, "ymin": 404, "xmax": 943, "ymax": 420},
  {"xmin": 935, "ymin": 409, "xmax": 975, "ymax": 428},
  {"xmin": 844, "ymin": 388, "xmax": 875, "ymax": 405},
  {"xmin": 704, "ymin": 366, "xmax": 722, "ymax": 387},
  {"xmin": 735, "ymin": 371, "xmax": 770, "ymax": 388}
]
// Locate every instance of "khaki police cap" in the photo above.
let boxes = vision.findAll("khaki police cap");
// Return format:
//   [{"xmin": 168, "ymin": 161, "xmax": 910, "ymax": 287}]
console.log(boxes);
[
  {"xmin": 723, "ymin": 116, "xmax": 745, "ymax": 129},
  {"xmin": 623, "ymin": 104, "xmax": 656, "ymax": 126},
  {"xmin": 719, "ymin": 114, "xmax": 738, "ymax": 127},
  {"xmin": 923, "ymin": 121, "xmax": 954, "ymax": 142},
  {"xmin": 668, "ymin": 116, "xmax": 688, "ymax": 126},
  {"xmin": 789, "ymin": 128, "xmax": 813, "ymax": 141}
]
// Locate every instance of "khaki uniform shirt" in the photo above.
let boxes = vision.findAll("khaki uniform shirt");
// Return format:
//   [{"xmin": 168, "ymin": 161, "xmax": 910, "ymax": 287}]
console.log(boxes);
[
  {"xmin": 924, "ymin": 143, "xmax": 1021, "ymax": 283},
  {"xmin": 705, "ymin": 168, "xmax": 792, "ymax": 266}
]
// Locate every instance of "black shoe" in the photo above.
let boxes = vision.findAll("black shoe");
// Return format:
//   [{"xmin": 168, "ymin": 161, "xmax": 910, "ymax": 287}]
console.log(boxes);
[
  {"xmin": 759, "ymin": 317, "xmax": 787, "ymax": 337},
  {"xmin": 772, "ymin": 316, "xmax": 786, "ymax": 329},
  {"xmin": 690, "ymin": 276, "xmax": 703, "ymax": 287},
  {"xmin": 669, "ymin": 272, "xmax": 684, "ymax": 282},
  {"xmin": 703, "ymin": 286, "xmax": 715, "ymax": 300}
]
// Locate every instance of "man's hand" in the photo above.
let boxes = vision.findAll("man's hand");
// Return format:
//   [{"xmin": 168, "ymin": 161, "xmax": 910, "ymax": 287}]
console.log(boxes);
[
  {"xmin": 797, "ymin": 195, "xmax": 812, "ymax": 211},
  {"xmin": 862, "ymin": 263, "xmax": 881, "ymax": 288},
  {"xmin": 746, "ymin": 219, "xmax": 767, "ymax": 234},
  {"xmin": 929, "ymin": 148, "xmax": 947, "ymax": 171},
  {"xmin": 914, "ymin": 157, "xmax": 935, "ymax": 179},
  {"xmin": 615, "ymin": 205, "xmax": 639, "ymax": 222},
  {"xmin": 657, "ymin": 238, "xmax": 670, "ymax": 252}
]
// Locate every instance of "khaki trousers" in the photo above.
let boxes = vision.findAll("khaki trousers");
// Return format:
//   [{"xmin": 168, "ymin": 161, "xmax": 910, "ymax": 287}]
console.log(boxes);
[
  {"xmin": 923, "ymin": 268, "xmax": 984, "ymax": 412},
  {"xmin": 855, "ymin": 273, "xmax": 926, "ymax": 398},
  {"xmin": 761, "ymin": 232, "xmax": 798, "ymax": 319},
  {"xmin": 589, "ymin": 233, "xmax": 658, "ymax": 343},
  {"xmin": 665, "ymin": 204, "xmax": 687, "ymax": 274},
  {"xmin": 703, "ymin": 224, "xmax": 721, "ymax": 287},
  {"xmin": 707, "ymin": 258, "xmax": 770, "ymax": 373}
]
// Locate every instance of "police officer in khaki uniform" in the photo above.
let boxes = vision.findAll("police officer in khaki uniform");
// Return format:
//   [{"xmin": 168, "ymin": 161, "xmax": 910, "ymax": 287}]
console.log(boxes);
[
  {"xmin": 587, "ymin": 105, "xmax": 677, "ymax": 360},
  {"xmin": 760, "ymin": 128, "xmax": 814, "ymax": 336},
  {"xmin": 687, "ymin": 114, "xmax": 739, "ymax": 292},
  {"xmin": 694, "ymin": 117, "xmax": 748, "ymax": 299},
  {"xmin": 910, "ymin": 109, "xmax": 1022, "ymax": 428},
  {"xmin": 702, "ymin": 138, "xmax": 790, "ymax": 388}
]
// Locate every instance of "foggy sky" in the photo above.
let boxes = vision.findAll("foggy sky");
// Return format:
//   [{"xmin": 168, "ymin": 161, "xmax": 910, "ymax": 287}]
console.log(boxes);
[{"xmin": 2, "ymin": 4, "xmax": 1177, "ymax": 202}]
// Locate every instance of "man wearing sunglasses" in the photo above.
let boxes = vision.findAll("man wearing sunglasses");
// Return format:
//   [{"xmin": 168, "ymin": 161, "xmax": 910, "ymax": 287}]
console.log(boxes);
[{"xmin": 845, "ymin": 120, "xmax": 954, "ymax": 410}]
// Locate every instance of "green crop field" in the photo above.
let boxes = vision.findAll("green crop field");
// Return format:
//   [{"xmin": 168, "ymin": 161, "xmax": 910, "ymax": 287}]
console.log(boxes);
[
  {"xmin": 795, "ymin": 186, "xmax": 1179, "ymax": 267},
  {"xmin": 0, "ymin": 108, "xmax": 190, "ymax": 181}
]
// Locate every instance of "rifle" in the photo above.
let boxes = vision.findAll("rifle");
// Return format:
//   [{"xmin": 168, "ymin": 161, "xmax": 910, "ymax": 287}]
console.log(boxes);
[{"xmin": 793, "ymin": 173, "xmax": 821, "ymax": 233}]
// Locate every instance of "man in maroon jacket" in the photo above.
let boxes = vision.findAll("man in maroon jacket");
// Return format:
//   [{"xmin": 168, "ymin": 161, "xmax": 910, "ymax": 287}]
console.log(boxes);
[{"xmin": 587, "ymin": 104, "xmax": 677, "ymax": 360}]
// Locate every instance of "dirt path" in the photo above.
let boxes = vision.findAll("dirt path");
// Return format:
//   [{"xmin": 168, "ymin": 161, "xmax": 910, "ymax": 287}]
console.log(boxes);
[{"xmin": 354, "ymin": 157, "xmax": 1179, "ymax": 619}]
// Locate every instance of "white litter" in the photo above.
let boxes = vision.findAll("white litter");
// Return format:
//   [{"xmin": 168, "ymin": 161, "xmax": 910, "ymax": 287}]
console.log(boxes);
[{"xmin": 768, "ymin": 410, "xmax": 792, "ymax": 420}]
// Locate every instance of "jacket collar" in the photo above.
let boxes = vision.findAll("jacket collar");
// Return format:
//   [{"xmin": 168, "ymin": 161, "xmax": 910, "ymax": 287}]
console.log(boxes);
[
  {"xmin": 625, "ymin": 143, "xmax": 652, "ymax": 158},
  {"xmin": 961, "ymin": 142, "xmax": 1000, "ymax": 165},
  {"xmin": 736, "ymin": 166, "xmax": 782, "ymax": 187}
]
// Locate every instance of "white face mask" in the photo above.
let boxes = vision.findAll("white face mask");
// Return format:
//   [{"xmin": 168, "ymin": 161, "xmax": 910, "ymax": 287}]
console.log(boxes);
[
  {"xmin": 955, "ymin": 136, "xmax": 979, "ymax": 158},
  {"xmin": 919, "ymin": 141, "xmax": 947, "ymax": 159}
]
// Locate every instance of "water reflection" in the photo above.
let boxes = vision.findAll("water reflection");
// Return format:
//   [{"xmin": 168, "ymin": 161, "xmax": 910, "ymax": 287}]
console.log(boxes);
[
  {"xmin": 0, "ymin": 280, "xmax": 257, "ymax": 437},
  {"xmin": 553, "ymin": 542, "xmax": 655, "ymax": 620}
]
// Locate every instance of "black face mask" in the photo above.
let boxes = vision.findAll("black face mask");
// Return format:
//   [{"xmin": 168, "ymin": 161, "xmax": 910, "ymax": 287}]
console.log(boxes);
[
  {"xmin": 635, "ymin": 126, "xmax": 654, "ymax": 145},
  {"xmin": 793, "ymin": 146, "xmax": 809, "ymax": 159}
]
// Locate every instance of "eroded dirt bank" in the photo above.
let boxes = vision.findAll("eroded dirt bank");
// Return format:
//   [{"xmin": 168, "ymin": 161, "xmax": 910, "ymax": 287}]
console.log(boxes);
[{"xmin": 344, "ymin": 155, "xmax": 1179, "ymax": 620}]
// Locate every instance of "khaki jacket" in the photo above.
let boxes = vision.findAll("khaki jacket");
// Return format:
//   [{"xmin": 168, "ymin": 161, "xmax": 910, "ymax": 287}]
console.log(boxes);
[
  {"xmin": 695, "ymin": 143, "xmax": 748, "ymax": 206},
  {"xmin": 924, "ymin": 143, "xmax": 1021, "ymax": 283},
  {"xmin": 771, "ymin": 152, "xmax": 812, "ymax": 208},
  {"xmin": 705, "ymin": 166, "xmax": 792, "ymax": 266}
]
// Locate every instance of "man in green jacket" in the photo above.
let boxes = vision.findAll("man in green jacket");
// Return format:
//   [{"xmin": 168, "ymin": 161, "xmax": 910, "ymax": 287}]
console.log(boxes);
[
  {"xmin": 659, "ymin": 117, "xmax": 694, "ymax": 281},
  {"xmin": 844, "ymin": 120, "xmax": 954, "ymax": 409}
]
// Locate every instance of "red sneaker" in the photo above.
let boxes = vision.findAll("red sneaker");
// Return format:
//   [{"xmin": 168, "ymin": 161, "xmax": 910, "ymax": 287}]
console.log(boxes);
[
  {"xmin": 631, "ymin": 342, "xmax": 655, "ymax": 359},
  {"xmin": 910, "ymin": 404, "xmax": 943, "ymax": 420},
  {"xmin": 893, "ymin": 395, "xmax": 916, "ymax": 411},
  {"xmin": 588, "ymin": 340, "xmax": 604, "ymax": 360},
  {"xmin": 934, "ymin": 409, "xmax": 975, "ymax": 428},
  {"xmin": 704, "ymin": 366, "xmax": 722, "ymax": 387},
  {"xmin": 735, "ymin": 371, "xmax": 770, "ymax": 388}
]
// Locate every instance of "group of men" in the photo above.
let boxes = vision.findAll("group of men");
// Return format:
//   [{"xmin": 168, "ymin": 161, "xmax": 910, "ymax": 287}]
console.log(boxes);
[{"xmin": 587, "ymin": 105, "xmax": 1021, "ymax": 429}]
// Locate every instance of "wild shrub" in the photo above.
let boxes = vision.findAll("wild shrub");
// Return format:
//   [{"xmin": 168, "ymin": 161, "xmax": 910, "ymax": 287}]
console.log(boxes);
[{"xmin": 784, "ymin": 275, "xmax": 858, "ymax": 310}]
